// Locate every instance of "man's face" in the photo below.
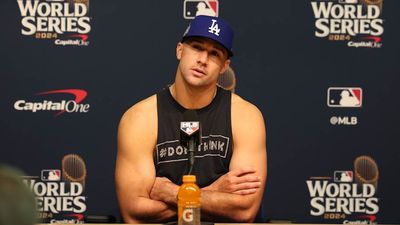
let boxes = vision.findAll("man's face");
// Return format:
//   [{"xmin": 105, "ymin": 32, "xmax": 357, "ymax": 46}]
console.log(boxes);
[{"xmin": 176, "ymin": 37, "xmax": 230, "ymax": 88}]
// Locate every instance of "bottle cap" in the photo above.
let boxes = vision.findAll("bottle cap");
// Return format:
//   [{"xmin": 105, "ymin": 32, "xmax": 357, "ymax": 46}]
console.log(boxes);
[{"xmin": 182, "ymin": 175, "xmax": 196, "ymax": 183}]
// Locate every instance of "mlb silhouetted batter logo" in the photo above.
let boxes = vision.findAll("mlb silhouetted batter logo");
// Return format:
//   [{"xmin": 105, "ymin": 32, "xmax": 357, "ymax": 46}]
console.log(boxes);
[
  {"xmin": 41, "ymin": 169, "xmax": 61, "ymax": 181},
  {"xmin": 334, "ymin": 171, "xmax": 353, "ymax": 182},
  {"xmin": 183, "ymin": 0, "xmax": 219, "ymax": 19},
  {"xmin": 327, "ymin": 87, "xmax": 362, "ymax": 107}
]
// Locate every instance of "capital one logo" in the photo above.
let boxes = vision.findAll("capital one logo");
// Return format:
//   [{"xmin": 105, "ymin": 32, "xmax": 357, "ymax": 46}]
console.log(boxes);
[
  {"xmin": 183, "ymin": 208, "xmax": 194, "ymax": 222},
  {"xmin": 14, "ymin": 89, "xmax": 90, "ymax": 116}
]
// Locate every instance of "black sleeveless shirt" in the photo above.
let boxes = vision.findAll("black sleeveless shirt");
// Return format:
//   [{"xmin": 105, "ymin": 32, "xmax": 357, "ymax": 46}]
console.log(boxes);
[{"xmin": 155, "ymin": 86, "xmax": 233, "ymax": 188}]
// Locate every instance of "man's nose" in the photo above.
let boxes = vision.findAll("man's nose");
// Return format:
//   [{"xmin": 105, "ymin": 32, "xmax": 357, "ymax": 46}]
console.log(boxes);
[{"xmin": 197, "ymin": 50, "xmax": 208, "ymax": 64}]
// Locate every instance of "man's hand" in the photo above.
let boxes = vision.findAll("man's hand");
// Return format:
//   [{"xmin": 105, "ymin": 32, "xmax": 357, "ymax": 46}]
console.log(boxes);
[
  {"xmin": 150, "ymin": 177, "xmax": 179, "ymax": 205},
  {"xmin": 202, "ymin": 167, "xmax": 261, "ymax": 195}
]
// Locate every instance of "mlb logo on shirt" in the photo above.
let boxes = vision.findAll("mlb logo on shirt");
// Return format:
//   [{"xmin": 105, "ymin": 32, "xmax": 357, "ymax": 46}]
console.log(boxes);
[
  {"xmin": 180, "ymin": 121, "xmax": 200, "ymax": 136},
  {"xmin": 183, "ymin": 0, "xmax": 219, "ymax": 19},
  {"xmin": 41, "ymin": 169, "xmax": 61, "ymax": 181},
  {"xmin": 334, "ymin": 171, "xmax": 353, "ymax": 182},
  {"xmin": 327, "ymin": 87, "xmax": 362, "ymax": 107}
]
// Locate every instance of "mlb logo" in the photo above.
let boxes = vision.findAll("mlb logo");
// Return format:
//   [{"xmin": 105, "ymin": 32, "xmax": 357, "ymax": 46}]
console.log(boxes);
[
  {"xmin": 184, "ymin": 0, "xmax": 219, "ymax": 19},
  {"xmin": 338, "ymin": 0, "xmax": 358, "ymax": 4},
  {"xmin": 334, "ymin": 171, "xmax": 353, "ymax": 182},
  {"xmin": 180, "ymin": 121, "xmax": 200, "ymax": 136},
  {"xmin": 41, "ymin": 169, "xmax": 61, "ymax": 181},
  {"xmin": 327, "ymin": 87, "xmax": 362, "ymax": 107}
]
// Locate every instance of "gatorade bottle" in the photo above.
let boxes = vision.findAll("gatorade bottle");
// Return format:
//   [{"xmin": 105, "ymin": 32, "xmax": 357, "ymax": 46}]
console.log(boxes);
[{"xmin": 178, "ymin": 175, "xmax": 201, "ymax": 225}]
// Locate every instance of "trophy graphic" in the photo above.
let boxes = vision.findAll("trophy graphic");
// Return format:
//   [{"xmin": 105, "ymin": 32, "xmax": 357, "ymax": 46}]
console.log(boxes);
[
  {"xmin": 62, "ymin": 154, "xmax": 87, "ymax": 188},
  {"xmin": 354, "ymin": 155, "xmax": 379, "ymax": 189}
]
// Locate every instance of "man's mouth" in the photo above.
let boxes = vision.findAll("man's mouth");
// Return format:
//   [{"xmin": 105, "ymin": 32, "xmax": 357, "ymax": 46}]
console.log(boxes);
[{"xmin": 192, "ymin": 68, "xmax": 206, "ymax": 76}]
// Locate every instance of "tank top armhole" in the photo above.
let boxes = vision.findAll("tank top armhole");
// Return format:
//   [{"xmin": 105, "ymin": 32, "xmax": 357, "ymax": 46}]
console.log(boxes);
[
  {"xmin": 155, "ymin": 92, "xmax": 161, "ymax": 159},
  {"xmin": 229, "ymin": 91, "xmax": 234, "ymax": 152}
]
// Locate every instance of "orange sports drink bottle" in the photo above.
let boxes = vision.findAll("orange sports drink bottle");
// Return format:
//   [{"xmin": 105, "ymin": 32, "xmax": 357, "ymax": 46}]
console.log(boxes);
[{"xmin": 178, "ymin": 175, "xmax": 201, "ymax": 225}]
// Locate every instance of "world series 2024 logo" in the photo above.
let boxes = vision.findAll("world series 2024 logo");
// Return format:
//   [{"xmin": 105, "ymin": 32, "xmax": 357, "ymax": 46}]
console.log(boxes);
[
  {"xmin": 17, "ymin": 0, "xmax": 91, "ymax": 46},
  {"xmin": 311, "ymin": 0, "xmax": 384, "ymax": 48},
  {"xmin": 22, "ymin": 154, "xmax": 87, "ymax": 223},
  {"xmin": 306, "ymin": 155, "xmax": 380, "ymax": 224}
]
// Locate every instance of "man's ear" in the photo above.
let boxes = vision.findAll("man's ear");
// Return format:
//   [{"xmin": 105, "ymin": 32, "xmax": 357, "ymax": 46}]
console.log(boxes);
[
  {"xmin": 176, "ymin": 42, "xmax": 183, "ymax": 60},
  {"xmin": 219, "ymin": 59, "xmax": 231, "ymax": 75}
]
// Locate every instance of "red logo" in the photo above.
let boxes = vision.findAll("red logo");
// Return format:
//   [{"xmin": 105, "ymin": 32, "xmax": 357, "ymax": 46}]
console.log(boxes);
[
  {"xmin": 37, "ymin": 89, "xmax": 87, "ymax": 103},
  {"xmin": 67, "ymin": 214, "xmax": 84, "ymax": 221},
  {"xmin": 37, "ymin": 89, "xmax": 88, "ymax": 116},
  {"xmin": 358, "ymin": 215, "xmax": 377, "ymax": 222},
  {"xmin": 361, "ymin": 36, "xmax": 381, "ymax": 43},
  {"xmin": 67, "ymin": 34, "xmax": 89, "ymax": 42}
]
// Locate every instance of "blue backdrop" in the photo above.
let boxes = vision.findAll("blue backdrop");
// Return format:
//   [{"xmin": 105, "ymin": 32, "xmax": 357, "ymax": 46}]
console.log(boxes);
[{"xmin": 1, "ymin": 0, "xmax": 399, "ymax": 224}]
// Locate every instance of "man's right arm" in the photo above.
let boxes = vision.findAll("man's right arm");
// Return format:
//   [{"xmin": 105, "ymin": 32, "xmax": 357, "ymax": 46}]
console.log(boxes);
[{"xmin": 115, "ymin": 96, "xmax": 177, "ymax": 223}]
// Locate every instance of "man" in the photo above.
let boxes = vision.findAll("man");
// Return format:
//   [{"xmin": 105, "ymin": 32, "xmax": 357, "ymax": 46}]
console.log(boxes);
[
  {"xmin": 0, "ymin": 165, "xmax": 37, "ymax": 225},
  {"xmin": 116, "ymin": 15, "xmax": 267, "ymax": 223}
]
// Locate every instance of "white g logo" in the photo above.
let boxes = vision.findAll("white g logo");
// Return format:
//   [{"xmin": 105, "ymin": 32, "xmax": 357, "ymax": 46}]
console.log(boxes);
[{"xmin": 183, "ymin": 208, "xmax": 193, "ymax": 222}]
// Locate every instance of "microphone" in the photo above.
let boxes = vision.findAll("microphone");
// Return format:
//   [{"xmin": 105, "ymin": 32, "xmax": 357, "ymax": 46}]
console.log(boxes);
[{"xmin": 180, "ymin": 110, "xmax": 201, "ymax": 175}]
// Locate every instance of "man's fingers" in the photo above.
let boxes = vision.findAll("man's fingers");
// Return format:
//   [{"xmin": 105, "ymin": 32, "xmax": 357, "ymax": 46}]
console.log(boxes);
[
  {"xmin": 234, "ymin": 181, "xmax": 261, "ymax": 191},
  {"xmin": 233, "ymin": 188, "xmax": 258, "ymax": 195},
  {"xmin": 235, "ymin": 174, "xmax": 260, "ymax": 184},
  {"xmin": 230, "ymin": 167, "xmax": 257, "ymax": 177}
]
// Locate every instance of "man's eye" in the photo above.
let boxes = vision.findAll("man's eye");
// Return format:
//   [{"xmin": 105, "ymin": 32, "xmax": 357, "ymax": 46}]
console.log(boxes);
[
  {"xmin": 210, "ymin": 51, "xmax": 221, "ymax": 57},
  {"xmin": 191, "ymin": 44, "xmax": 203, "ymax": 50}
]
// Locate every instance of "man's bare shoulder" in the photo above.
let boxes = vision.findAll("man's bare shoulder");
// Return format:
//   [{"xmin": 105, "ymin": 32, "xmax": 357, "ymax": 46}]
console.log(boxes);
[
  {"xmin": 119, "ymin": 94, "xmax": 157, "ymax": 129},
  {"xmin": 231, "ymin": 93, "xmax": 263, "ymax": 119}
]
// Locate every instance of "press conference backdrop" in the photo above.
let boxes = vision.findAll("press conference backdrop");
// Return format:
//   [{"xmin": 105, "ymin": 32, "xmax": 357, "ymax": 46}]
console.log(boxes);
[{"xmin": 1, "ymin": 0, "xmax": 399, "ymax": 224}]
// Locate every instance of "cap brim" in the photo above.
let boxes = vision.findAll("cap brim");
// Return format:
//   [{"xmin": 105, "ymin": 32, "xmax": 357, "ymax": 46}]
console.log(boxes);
[{"xmin": 181, "ymin": 36, "xmax": 233, "ymax": 58}]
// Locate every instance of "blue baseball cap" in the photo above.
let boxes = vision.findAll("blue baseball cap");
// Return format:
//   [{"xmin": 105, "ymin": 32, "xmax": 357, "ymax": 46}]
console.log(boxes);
[{"xmin": 182, "ymin": 15, "xmax": 234, "ymax": 57}]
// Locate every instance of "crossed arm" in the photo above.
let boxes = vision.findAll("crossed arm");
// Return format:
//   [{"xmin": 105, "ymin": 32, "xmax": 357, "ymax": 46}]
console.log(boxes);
[
  {"xmin": 115, "ymin": 96, "xmax": 176, "ymax": 223},
  {"xmin": 115, "ymin": 95, "xmax": 267, "ymax": 223}
]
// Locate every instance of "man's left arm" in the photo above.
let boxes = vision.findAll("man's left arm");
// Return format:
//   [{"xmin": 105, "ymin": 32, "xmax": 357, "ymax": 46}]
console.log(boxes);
[{"xmin": 199, "ymin": 95, "xmax": 267, "ymax": 222}]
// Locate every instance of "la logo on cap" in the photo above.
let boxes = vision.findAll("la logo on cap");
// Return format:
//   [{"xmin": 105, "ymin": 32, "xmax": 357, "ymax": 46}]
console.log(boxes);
[{"xmin": 208, "ymin": 19, "xmax": 220, "ymax": 36}]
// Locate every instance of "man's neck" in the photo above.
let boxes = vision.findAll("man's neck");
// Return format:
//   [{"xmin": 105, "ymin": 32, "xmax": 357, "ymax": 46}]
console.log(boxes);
[{"xmin": 170, "ymin": 82, "xmax": 217, "ymax": 109}]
